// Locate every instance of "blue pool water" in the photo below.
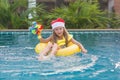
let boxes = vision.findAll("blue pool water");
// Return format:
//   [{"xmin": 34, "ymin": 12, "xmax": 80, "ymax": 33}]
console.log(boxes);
[{"xmin": 0, "ymin": 30, "xmax": 120, "ymax": 80}]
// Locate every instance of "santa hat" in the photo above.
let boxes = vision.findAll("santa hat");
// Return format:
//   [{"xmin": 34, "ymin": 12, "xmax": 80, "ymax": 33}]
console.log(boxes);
[{"xmin": 51, "ymin": 18, "xmax": 65, "ymax": 29}]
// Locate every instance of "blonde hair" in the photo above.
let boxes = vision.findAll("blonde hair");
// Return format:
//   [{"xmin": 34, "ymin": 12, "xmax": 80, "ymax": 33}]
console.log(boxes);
[{"xmin": 51, "ymin": 27, "xmax": 69, "ymax": 47}]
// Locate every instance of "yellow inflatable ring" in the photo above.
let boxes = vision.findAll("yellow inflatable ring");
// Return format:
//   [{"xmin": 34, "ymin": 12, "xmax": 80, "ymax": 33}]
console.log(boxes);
[{"xmin": 35, "ymin": 42, "xmax": 81, "ymax": 56}]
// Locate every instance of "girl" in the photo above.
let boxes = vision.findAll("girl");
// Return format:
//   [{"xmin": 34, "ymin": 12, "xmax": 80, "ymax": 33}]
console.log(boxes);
[{"xmin": 38, "ymin": 18, "xmax": 87, "ymax": 60}]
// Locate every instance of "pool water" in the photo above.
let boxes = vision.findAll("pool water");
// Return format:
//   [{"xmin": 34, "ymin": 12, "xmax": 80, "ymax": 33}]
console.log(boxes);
[{"xmin": 0, "ymin": 30, "xmax": 120, "ymax": 80}]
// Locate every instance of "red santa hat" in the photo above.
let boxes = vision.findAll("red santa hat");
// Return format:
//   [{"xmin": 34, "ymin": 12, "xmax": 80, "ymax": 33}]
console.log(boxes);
[{"xmin": 51, "ymin": 18, "xmax": 65, "ymax": 29}]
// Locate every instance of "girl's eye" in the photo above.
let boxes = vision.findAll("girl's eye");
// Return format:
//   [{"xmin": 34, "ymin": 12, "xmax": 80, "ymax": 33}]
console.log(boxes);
[
  {"xmin": 60, "ymin": 28, "xmax": 62, "ymax": 30},
  {"xmin": 55, "ymin": 29, "xmax": 58, "ymax": 31}
]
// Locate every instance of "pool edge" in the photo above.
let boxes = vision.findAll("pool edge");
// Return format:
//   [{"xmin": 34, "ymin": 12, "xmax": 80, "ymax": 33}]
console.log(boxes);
[{"xmin": 0, "ymin": 29, "xmax": 120, "ymax": 32}]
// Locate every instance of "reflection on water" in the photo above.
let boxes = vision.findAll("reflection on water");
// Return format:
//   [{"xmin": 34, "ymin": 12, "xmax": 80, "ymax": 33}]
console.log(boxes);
[{"xmin": 0, "ymin": 32, "xmax": 16, "ymax": 45}]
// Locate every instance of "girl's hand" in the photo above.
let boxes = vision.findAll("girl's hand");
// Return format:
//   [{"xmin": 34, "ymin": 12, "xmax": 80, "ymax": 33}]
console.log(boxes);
[{"xmin": 81, "ymin": 48, "xmax": 87, "ymax": 53}]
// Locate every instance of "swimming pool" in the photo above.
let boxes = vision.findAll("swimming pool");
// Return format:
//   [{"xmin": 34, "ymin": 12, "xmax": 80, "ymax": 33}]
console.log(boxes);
[{"xmin": 0, "ymin": 30, "xmax": 120, "ymax": 80}]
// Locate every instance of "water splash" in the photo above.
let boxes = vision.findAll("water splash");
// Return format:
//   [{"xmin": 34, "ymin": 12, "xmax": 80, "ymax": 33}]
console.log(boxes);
[
  {"xmin": 115, "ymin": 62, "xmax": 120, "ymax": 69},
  {"xmin": 40, "ymin": 55, "xmax": 98, "ymax": 76},
  {"xmin": 89, "ymin": 69, "xmax": 107, "ymax": 78}
]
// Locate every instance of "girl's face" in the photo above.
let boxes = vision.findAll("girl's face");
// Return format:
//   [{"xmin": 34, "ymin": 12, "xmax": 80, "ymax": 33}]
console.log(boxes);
[{"xmin": 54, "ymin": 26, "xmax": 64, "ymax": 38}]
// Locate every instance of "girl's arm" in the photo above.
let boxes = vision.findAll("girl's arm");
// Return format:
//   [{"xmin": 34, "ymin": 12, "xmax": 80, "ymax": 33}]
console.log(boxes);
[
  {"xmin": 71, "ymin": 38, "xmax": 87, "ymax": 53},
  {"xmin": 38, "ymin": 35, "xmax": 52, "ymax": 43}
]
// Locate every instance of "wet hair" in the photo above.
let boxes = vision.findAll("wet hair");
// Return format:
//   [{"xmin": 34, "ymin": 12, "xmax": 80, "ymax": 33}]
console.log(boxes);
[{"xmin": 51, "ymin": 27, "xmax": 68, "ymax": 47}]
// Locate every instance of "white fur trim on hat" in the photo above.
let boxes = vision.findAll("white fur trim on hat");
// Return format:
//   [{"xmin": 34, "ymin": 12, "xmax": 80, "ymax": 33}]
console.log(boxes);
[{"xmin": 51, "ymin": 22, "xmax": 65, "ymax": 29}]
